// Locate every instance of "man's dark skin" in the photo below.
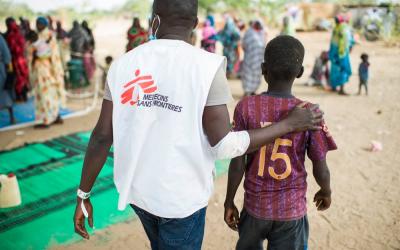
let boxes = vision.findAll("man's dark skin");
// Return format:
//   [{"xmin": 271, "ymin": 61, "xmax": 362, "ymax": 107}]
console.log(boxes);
[
  {"xmin": 224, "ymin": 62, "xmax": 332, "ymax": 231},
  {"xmin": 73, "ymin": 0, "xmax": 324, "ymax": 239}
]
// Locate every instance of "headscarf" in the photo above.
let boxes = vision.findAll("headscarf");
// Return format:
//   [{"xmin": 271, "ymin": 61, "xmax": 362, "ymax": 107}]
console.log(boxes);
[
  {"xmin": 5, "ymin": 17, "xmax": 25, "ymax": 57},
  {"xmin": 202, "ymin": 20, "xmax": 216, "ymax": 40},
  {"xmin": 332, "ymin": 15, "xmax": 349, "ymax": 58},
  {"xmin": 219, "ymin": 17, "xmax": 241, "ymax": 47},
  {"xmin": 36, "ymin": 16, "xmax": 49, "ymax": 27}
]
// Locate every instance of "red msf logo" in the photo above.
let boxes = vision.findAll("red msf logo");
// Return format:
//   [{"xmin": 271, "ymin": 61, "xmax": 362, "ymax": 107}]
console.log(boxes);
[{"xmin": 121, "ymin": 69, "xmax": 157, "ymax": 106}]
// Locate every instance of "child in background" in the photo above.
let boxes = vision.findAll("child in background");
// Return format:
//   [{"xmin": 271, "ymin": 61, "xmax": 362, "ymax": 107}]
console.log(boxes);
[
  {"xmin": 306, "ymin": 51, "xmax": 330, "ymax": 89},
  {"xmin": 224, "ymin": 36, "xmax": 337, "ymax": 250},
  {"xmin": 358, "ymin": 53, "xmax": 370, "ymax": 96},
  {"xmin": 26, "ymin": 31, "xmax": 52, "ymax": 65},
  {"xmin": 100, "ymin": 56, "xmax": 113, "ymax": 90}
]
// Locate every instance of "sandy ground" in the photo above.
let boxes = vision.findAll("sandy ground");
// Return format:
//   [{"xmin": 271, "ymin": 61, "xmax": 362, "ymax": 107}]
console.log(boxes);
[{"xmin": 1, "ymin": 18, "xmax": 400, "ymax": 250}]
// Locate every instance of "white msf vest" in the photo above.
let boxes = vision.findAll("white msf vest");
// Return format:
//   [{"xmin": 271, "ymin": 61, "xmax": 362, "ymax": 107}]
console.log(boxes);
[{"xmin": 107, "ymin": 39, "xmax": 225, "ymax": 218}]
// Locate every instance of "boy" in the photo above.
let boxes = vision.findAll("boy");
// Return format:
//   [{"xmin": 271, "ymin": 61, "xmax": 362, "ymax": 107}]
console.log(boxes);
[
  {"xmin": 224, "ymin": 36, "xmax": 337, "ymax": 250},
  {"xmin": 358, "ymin": 53, "xmax": 370, "ymax": 96}
]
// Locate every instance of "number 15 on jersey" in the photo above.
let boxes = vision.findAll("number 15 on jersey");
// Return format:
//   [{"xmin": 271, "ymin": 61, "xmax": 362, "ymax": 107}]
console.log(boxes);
[{"xmin": 258, "ymin": 122, "xmax": 293, "ymax": 181}]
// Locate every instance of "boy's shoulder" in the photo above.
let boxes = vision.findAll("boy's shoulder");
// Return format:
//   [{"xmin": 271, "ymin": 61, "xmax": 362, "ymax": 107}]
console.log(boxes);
[
  {"xmin": 237, "ymin": 94, "xmax": 309, "ymax": 107},
  {"xmin": 235, "ymin": 94, "xmax": 315, "ymax": 119}
]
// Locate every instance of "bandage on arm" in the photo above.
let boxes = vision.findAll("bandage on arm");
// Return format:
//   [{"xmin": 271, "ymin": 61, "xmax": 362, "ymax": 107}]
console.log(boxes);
[{"xmin": 211, "ymin": 131, "xmax": 250, "ymax": 160}]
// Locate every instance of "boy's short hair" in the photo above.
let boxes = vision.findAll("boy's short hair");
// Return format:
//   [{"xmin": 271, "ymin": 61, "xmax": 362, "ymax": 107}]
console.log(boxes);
[
  {"xmin": 264, "ymin": 35, "xmax": 305, "ymax": 81},
  {"xmin": 361, "ymin": 53, "xmax": 369, "ymax": 61}
]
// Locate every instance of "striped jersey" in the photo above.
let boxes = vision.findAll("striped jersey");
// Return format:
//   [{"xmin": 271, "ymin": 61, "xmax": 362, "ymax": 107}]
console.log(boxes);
[{"xmin": 233, "ymin": 93, "xmax": 337, "ymax": 220}]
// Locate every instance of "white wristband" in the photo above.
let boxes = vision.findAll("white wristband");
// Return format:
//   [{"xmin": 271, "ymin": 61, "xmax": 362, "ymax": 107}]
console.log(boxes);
[{"xmin": 77, "ymin": 189, "xmax": 91, "ymax": 200}]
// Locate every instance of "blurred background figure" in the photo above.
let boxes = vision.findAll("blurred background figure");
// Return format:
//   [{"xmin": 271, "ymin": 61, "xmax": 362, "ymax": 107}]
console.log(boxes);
[
  {"xmin": 0, "ymin": 33, "xmax": 14, "ymax": 124},
  {"xmin": 201, "ymin": 20, "xmax": 217, "ymax": 53},
  {"xmin": 19, "ymin": 17, "xmax": 32, "ymax": 39},
  {"xmin": 306, "ymin": 51, "xmax": 330, "ymax": 89},
  {"xmin": 382, "ymin": 7, "xmax": 395, "ymax": 42},
  {"xmin": 126, "ymin": 17, "xmax": 147, "ymax": 52},
  {"xmin": 36, "ymin": 16, "xmax": 66, "ymax": 110},
  {"xmin": 329, "ymin": 15, "xmax": 352, "ymax": 95},
  {"xmin": 56, "ymin": 21, "xmax": 67, "ymax": 40},
  {"xmin": 206, "ymin": 10, "xmax": 215, "ymax": 28},
  {"xmin": 281, "ymin": 6, "xmax": 298, "ymax": 36},
  {"xmin": 82, "ymin": 20, "xmax": 95, "ymax": 50},
  {"xmin": 218, "ymin": 16, "xmax": 240, "ymax": 78},
  {"xmin": 100, "ymin": 55, "xmax": 113, "ymax": 90},
  {"xmin": 26, "ymin": 29, "xmax": 60, "ymax": 129},
  {"xmin": 83, "ymin": 42, "xmax": 96, "ymax": 83},
  {"xmin": 5, "ymin": 17, "xmax": 30, "ymax": 102},
  {"xmin": 68, "ymin": 21, "xmax": 90, "ymax": 59},
  {"xmin": 241, "ymin": 20, "xmax": 266, "ymax": 96}
]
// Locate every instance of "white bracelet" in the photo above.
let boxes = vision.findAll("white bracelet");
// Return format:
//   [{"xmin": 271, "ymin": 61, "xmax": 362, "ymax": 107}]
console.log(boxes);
[{"xmin": 77, "ymin": 189, "xmax": 91, "ymax": 200}]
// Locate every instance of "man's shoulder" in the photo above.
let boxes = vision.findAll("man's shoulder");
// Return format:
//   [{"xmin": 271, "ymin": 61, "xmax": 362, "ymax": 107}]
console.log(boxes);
[{"xmin": 191, "ymin": 45, "xmax": 225, "ymax": 61}]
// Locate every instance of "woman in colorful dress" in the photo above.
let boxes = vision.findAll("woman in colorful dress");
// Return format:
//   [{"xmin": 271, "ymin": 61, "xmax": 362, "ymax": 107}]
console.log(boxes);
[
  {"xmin": 5, "ymin": 17, "xmax": 30, "ymax": 102},
  {"xmin": 218, "ymin": 17, "xmax": 241, "ymax": 78},
  {"xmin": 201, "ymin": 20, "xmax": 217, "ymax": 53},
  {"xmin": 126, "ymin": 18, "xmax": 147, "ymax": 52},
  {"xmin": 36, "ymin": 17, "xmax": 66, "ymax": 109},
  {"xmin": 329, "ymin": 15, "xmax": 352, "ymax": 95},
  {"xmin": 26, "ymin": 29, "xmax": 60, "ymax": 129}
]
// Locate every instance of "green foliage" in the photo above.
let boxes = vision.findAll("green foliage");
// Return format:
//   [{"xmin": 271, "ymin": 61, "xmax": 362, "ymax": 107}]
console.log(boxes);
[
  {"xmin": 119, "ymin": 0, "xmax": 152, "ymax": 18},
  {"xmin": 0, "ymin": 0, "xmax": 35, "ymax": 20}
]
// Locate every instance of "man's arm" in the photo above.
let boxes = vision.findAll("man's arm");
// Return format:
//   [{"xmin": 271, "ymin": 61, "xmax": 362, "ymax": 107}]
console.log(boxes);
[
  {"xmin": 224, "ymin": 155, "xmax": 245, "ymax": 231},
  {"xmin": 312, "ymin": 160, "xmax": 331, "ymax": 211},
  {"xmin": 73, "ymin": 100, "xmax": 113, "ymax": 239},
  {"xmin": 202, "ymin": 103, "xmax": 323, "ymax": 155}
]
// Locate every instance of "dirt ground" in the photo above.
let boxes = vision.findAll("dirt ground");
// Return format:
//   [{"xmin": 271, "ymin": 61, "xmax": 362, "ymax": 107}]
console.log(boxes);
[{"xmin": 1, "ymin": 18, "xmax": 400, "ymax": 250}]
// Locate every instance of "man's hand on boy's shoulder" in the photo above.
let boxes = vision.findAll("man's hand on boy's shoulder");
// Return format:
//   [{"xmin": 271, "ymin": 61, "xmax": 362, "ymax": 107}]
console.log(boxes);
[
  {"xmin": 284, "ymin": 102, "xmax": 324, "ymax": 132},
  {"xmin": 314, "ymin": 189, "xmax": 332, "ymax": 211},
  {"xmin": 224, "ymin": 202, "xmax": 240, "ymax": 231}
]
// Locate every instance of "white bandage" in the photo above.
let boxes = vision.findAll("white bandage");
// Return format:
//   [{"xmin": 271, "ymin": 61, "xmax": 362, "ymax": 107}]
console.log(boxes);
[
  {"xmin": 211, "ymin": 131, "xmax": 250, "ymax": 160},
  {"xmin": 81, "ymin": 200, "xmax": 89, "ymax": 218}
]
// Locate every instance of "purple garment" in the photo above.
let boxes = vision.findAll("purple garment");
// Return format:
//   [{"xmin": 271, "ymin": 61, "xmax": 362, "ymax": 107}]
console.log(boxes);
[{"xmin": 233, "ymin": 95, "xmax": 337, "ymax": 220}]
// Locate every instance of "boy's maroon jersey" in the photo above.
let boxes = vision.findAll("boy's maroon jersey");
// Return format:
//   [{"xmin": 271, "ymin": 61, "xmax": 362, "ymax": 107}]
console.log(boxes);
[{"xmin": 233, "ymin": 94, "xmax": 337, "ymax": 221}]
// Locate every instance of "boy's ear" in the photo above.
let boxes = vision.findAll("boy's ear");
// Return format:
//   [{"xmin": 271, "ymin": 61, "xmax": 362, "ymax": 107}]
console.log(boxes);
[
  {"xmin": 297, "ymin": 66, "xmax": 304, "ymax": 79},
  {"xmin": 261, "ymin": 63, "xmax": 267, "ymax": 75}
]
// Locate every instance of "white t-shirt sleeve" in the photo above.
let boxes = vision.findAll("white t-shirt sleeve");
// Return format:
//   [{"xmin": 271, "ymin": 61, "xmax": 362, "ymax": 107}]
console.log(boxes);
[
  {"xmin": 103, "ymin": 80, "xmax": 113, "ymax": 101},
  {"xmin": 103, "ymin": 61, "xmax": 118, "ymax": 102},
  {"xmin": 205, "ymin": 60, "xmax": 234, "ymax": 107}
]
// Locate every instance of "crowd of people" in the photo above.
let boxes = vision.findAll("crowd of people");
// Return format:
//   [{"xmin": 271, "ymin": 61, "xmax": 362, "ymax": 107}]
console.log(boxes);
[
  {"xmin": 0, "ymin": 16, "xmax": 97, "ymax": 128},
  {"xmin": 0, "ymin": 10, "xmax": 379, "ymax": 129}
]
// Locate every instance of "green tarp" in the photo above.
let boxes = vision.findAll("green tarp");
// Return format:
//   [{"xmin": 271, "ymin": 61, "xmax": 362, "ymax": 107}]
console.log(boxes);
[{"xmin": 0, "ymin": 132, "xmax": 230, "ymax": 250}]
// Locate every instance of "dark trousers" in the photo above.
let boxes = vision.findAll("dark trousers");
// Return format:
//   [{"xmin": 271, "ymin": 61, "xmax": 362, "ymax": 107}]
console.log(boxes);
[
  {"xmin": 237, "ymin": 209, "xmax": 309, "ymax": 250},
  {"xmin": 131, "ymin": 204, "xmax": 207, "ymax": 250}
]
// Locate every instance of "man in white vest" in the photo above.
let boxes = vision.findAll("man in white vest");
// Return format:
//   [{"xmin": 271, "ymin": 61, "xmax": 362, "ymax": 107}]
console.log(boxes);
[{"xmin": 73, "ymin": 1, "xmax": 324, "ymax": 249}]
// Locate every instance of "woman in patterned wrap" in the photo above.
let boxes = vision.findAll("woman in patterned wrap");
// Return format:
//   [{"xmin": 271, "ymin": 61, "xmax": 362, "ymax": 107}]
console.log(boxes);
[{"xmin": 241, "ymin": 20, "xmax": 266, "ymax": 96}]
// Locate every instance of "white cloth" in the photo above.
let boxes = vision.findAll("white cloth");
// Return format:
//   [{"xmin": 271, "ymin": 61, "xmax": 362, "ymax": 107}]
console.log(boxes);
[{"xmin": 107, "ymin": 39, "xmax": 226, "ymax": 218}]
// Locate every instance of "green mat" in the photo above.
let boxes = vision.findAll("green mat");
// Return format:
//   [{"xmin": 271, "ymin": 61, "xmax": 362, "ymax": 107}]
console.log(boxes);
[{"xmin": 0, "ymin": 132, "xmax": 230, "ymax": 250}]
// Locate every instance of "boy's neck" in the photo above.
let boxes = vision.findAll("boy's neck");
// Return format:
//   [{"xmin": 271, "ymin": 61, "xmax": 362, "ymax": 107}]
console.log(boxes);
[{"xmin": 266, "ymin": 82, "xmax": 294, "ymax": 98}]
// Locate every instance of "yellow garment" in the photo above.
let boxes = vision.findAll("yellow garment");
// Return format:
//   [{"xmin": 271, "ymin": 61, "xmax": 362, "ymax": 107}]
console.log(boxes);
[
  {"xmin": 331, "ymin": 23, "xmax": 348, "ymax": 58},
  {"xmin": 28, "ymin": 45, "xmax": 60, "ymax": 125},
  {"xmin": 38, "ymin": 28, "xmax": 66, "ymax": 108}
]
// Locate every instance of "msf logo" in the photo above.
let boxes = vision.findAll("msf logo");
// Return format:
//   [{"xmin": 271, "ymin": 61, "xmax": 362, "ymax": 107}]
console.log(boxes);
[{"xmin": 121, "ymin": 69, "xmax": 157, "ymax": 106}]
